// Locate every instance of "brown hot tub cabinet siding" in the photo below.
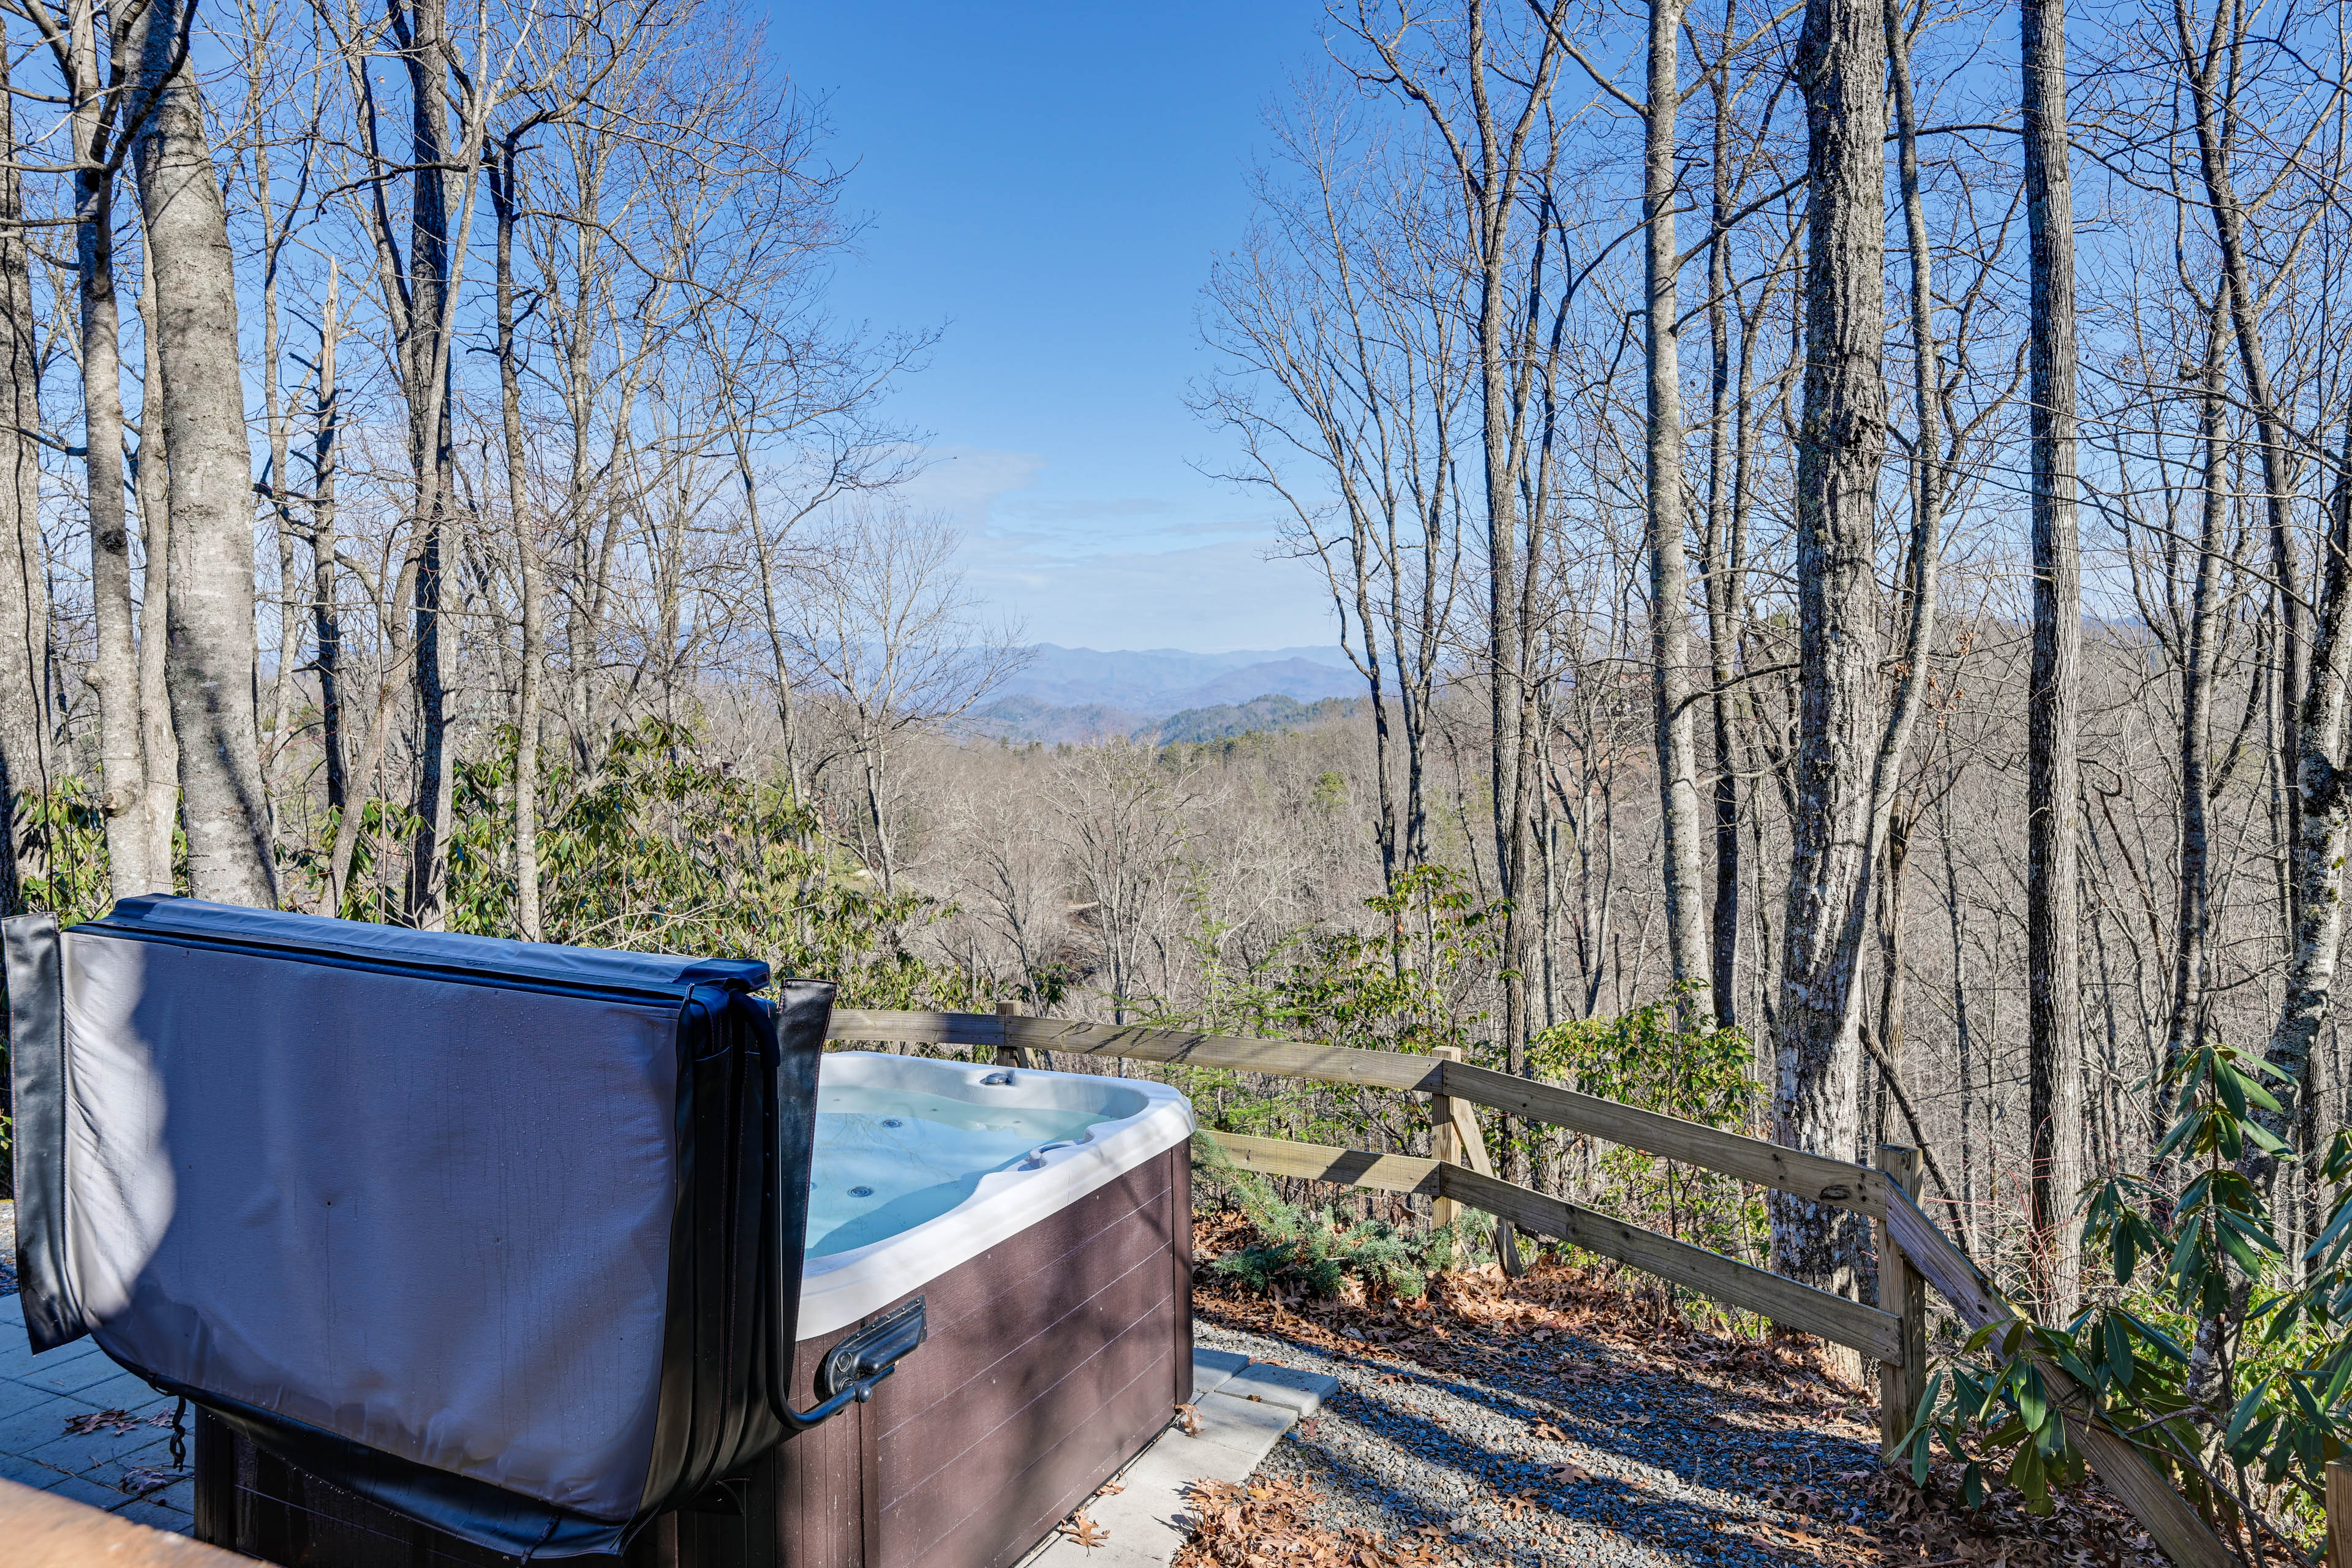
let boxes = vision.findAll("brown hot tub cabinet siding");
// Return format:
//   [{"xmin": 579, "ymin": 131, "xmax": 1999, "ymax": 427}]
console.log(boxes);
[{"xmin": 192, "ymin": 1147, "xmax": 1194, "ymax": 1568}]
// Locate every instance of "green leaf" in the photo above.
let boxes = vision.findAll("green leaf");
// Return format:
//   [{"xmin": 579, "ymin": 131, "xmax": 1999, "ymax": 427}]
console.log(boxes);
[
  {"xmin": 2168, "ymin": 1216, "xmax": 2206, "ymax": 1284},
  {"xmin": 2233, "ymin": 1069, "xmax": 2284, "ymax": 1113},
  {"xmin": 2215, "ymin": 1063, "xmax": 2250, "ymax": 1120},
  {"xmin": 2007, "ymin": 1442, "xmax": 2053, "ymax": 1515},
  {"xmin": 2217, "ymin": 1224, "xmax": 2266, "ymax": 1275},
  {"xmin": 2113, "ymin": 1224, "xmax": 2136, "ymax": 1283},
  {"xmin": 2016, "ymin": 1368, "xmax": 2050, "ymax": 1432},
  {"xmin": 2216, "ymin": 1208, "xmax": 2284, "ymax": 1254},
  {"xmin": 2223, "ymin": 1377, "xmax": 2272, "ymax": 1448},
  {"xmin": 2103, "ymin": 1316, "xmax": 2135, "ymax": 1385},
  {"xmin": 2150, "ymin": 1113, "xmax": 2200, "ymax": 1164},
  {"xmin": 2305, "ymin": 1195, "xmax": 2352, "ymax": 1264},
  {"xmin": 2239, "ymin": 1120, "xmax": 2292, "ymax": 1155},
  {"xmin": 2113, "ymin": 1309, "xmax": 2188, "ymax": 1363}
]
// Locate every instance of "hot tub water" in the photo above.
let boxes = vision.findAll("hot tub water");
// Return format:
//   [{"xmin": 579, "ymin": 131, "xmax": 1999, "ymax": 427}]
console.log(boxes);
[{"xmin": 806, "ymin": 1084, "xmax": 1110, "ymax": 1257}]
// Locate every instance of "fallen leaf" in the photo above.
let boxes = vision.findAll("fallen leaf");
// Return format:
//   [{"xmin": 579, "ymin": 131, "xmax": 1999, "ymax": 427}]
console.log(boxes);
[
  {"xmin": 1057, "ymin": 1510, "xmax": 1110, "ymax": 1551},
  {"xmin": 64, "ymin": 1410, "xmax": 145, "ymax": 1437},
  {"xmin": 119, "ymin": 1465, "xmax": 180, "ymax": 1494}
]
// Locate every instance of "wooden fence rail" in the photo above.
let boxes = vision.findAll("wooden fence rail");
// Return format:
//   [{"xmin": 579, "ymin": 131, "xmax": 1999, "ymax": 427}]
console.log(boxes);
[{"xmin": 827, "ymin": 1009, "xmax": 2237, "ymax": 1568}]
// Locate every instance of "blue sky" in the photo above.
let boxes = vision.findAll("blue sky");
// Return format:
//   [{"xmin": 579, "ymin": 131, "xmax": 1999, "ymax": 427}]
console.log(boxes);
[{"xmin": 771, "ymin": 0, "xmax": 1341, "ymax": 652}]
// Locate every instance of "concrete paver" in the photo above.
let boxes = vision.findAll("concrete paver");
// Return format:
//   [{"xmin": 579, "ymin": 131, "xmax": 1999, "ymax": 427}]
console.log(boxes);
[
  {"xmin": 0, "ymin": 1293, "xmax": 192, "ymax": 1536},
  {"xmin": 0, "ymin": 1390, "xmax": 104, "ymax": 1455},
  {"xmin": 1190, "ymin": 1348, "xmax": 1248, "ymax": 1399},
  {"xmin": 1025, "ymin": 1351, "xmax": 1341, "ymax": 1568},
  {"xmin": 1215, "ymin": 1361, "xmax": 1336, "ymax": 1416}
]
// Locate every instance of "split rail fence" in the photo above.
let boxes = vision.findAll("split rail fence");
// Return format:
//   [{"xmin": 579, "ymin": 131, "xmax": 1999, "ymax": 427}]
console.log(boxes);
[{"xmin": 829, "ymin": 1008, "xmax": 2239, "ymax": 1568}]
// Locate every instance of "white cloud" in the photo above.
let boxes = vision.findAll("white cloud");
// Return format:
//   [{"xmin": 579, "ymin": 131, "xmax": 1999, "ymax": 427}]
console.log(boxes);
[
  {"xmin": 962, "ymin": 535, "xmax": 1336, "ymax": 651},
  {"xmin": 883, "ymin": 445, "xmax": 1336, "ymax": 649},
  {"xmin": 892, "ymin": 447, "xmax": 1050, "ymax": 521}
]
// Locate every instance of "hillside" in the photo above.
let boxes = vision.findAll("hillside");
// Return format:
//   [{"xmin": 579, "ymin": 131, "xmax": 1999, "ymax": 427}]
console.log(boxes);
[
  {"xmin": 957, "ymin": 695, "xmax": 1153, "ymax": 745},
  {"xmin": 1155, "ymin": 693, "xmax": 1368, "ymax": 744},
  {"xmin": 962, "ymin": 690, "xmax": 1370, "ymax": 746}
]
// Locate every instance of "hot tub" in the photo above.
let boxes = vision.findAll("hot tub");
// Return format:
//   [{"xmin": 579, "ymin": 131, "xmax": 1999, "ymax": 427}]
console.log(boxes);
[{"xmin": 199, "ymin": 1052, "xmax": 1200, "ymax": 1568}]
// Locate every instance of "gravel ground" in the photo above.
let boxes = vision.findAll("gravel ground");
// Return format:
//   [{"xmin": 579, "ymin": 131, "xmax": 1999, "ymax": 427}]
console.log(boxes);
[{"xmin": 1194, "ymin": 1317, "xmax": 1882, "ymax": 1567}]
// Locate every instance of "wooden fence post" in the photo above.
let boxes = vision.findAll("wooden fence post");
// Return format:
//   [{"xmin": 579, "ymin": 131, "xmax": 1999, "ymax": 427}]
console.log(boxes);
[
  {"xmin": 995, "ymin": 1000, "xmax": 1039, "ymax": 1071},
  {"xmin": 2329, "ymin": 1458, "xmax": 2352, "ymax": 1568},
  {"xmin": 1875, "ymin": 1144, "xmax": 1928, "ymax": 1460},
  {"xmin": 1431, "ymin": 1046, "xmax": 1463, "ymax": 1229},
  {"xmin": 1431, "ymin": 1046, "xmax": 1526, "ymax": 1276}
]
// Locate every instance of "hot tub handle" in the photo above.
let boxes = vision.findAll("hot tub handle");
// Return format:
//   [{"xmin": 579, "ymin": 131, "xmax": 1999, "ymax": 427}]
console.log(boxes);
[
  {"xmin": 1019, "ymin": 1139, "xmax": 1082, "ymax": 1170},
  {"xmin": 778, "ymin": 1297, "xmax": 928, "ymax": 1431}
]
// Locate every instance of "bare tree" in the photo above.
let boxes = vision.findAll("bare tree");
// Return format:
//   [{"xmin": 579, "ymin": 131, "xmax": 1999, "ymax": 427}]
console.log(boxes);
[
  {"xmin": 1340, "ymin": 0, "xmax": 1574, "ymax": 1149},
  {"xmin": 1198, "ymin": 91, "xmax": 1468, "ymax": 896},
  {"xmin": 0, "ymin": 41, "xmax": 47, "ymax": 908},
  {"xmin": 784, "ymin": 507, "xmax": 1026, "ymax": 899},
  {"xmin": 2021, "ymin": 0, "xmax": 2082, "ymax": 1319},
  {"xmin": 132, "ymin": 258, "xmax": 173, "ymax": 888},
  {"xmin": 130, "ymin": 0, "xmax": 276, "ymax": 904},
  {"xmin": 1773, "ymin": 0, "xmax": 1886, "ymax": 1308},
  {"xmin": 11, "ymin": 0, "xmax": 153, "ymax": 894}
]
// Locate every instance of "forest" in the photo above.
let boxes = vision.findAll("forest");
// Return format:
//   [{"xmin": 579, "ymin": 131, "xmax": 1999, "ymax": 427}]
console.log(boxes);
[{"xmin": 5, "ymin": 0, "xmax": 2352, "ymax": 1547}]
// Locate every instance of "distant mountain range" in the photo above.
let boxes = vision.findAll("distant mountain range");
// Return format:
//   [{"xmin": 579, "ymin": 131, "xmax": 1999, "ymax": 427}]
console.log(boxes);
[
  {"xmin": 960, "ymin": 647, "xmax": 1370, "ymax": 745},
  {"xmin": 991, "ymin": 644, "xmax": 1359, "ymax": 715}
]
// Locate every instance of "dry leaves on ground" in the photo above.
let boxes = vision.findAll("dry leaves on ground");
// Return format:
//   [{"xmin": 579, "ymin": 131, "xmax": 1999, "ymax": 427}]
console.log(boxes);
[
  {"xmin": 1867, "ymin": 1466, "xmax": 2152, "ymax": 1567},
  {"xmin": 1176, "ymin": 1476, "xmax": 1458, "ymax": 1568},
  {"xmin": 63, "ymin": 1409, "xmax": 148, "ymax": 1436},
  {"xmin": 1057, "ymin": 1510, "xmax": 1110, "ymax": 1551},
  {"xmin": 119, "ymin": 1464, "xmax": 182, "ymax": 1494}
]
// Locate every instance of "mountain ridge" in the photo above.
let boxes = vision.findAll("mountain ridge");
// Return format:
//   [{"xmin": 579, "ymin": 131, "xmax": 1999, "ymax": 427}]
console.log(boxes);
[{"xmin": 993, "ymin": 644, "xmax": 1357, "ymax": 715}]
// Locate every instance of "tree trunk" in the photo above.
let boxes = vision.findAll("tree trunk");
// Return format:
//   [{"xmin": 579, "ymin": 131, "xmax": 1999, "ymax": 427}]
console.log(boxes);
[
  {"xmin": 0, "ymin": 49, "xmax": 50, "ymax": 911},
  {"xmin": 492, "ymin": 152, "xmax": 544, "ymax": 940},
  {"xmin": 2179, "ymin": 0, "xmax": 2309, "ymax": 941},
  {"xmin": 2253, "ymin": 399, "xmax": 2352, "ymax": 1198},
  {"xmin": 311, "ymin": 264, "xmax": 346, "ymax": 817},
  {"xmin": 1877, "ymin": 0, "xmax": 1943, "ymax": 1169},
  {"xmin": 1774, "ymin": 0, "xmax": 1887, "ymax": 1306},
  {"xmin": 402, "ymin": 0, "xmax": 454, "ymax": 927},
  {"xmin": 135, "ymin": 264, "xmax": 176, "ymax": 891},
  {"xmin": 2023, "ymin": 0, "xmax": 2083, "ymax": 1318},
  {"xmin": 2157, "ymin": 309, "xmax": 2228, "ymax": 1158},
  {"xmin": 77, "ymin": 50, "xmax": 149, "ymax": 898},
  {"xmin": 1644, "ymin": 0, "xmax": 1708, "ymax": 1018},
  {"xmin": 130, "ymin": 0, "xmax": 277, "ymax": 907},
  {"xmin": 257, "ymin": 148, "xmax": 303, "ymax": 783},
  {"xmin": 1874, "ymin": 800, "xmax": 1913, "ymax": 1144},
  {"xmin": 1940, "ymin": 790, "xmax": 1978, "ymax": 1254},
  {"xmin": 1701, "ymin": 59, "xmax": 1744, "ymax": 1028}
]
